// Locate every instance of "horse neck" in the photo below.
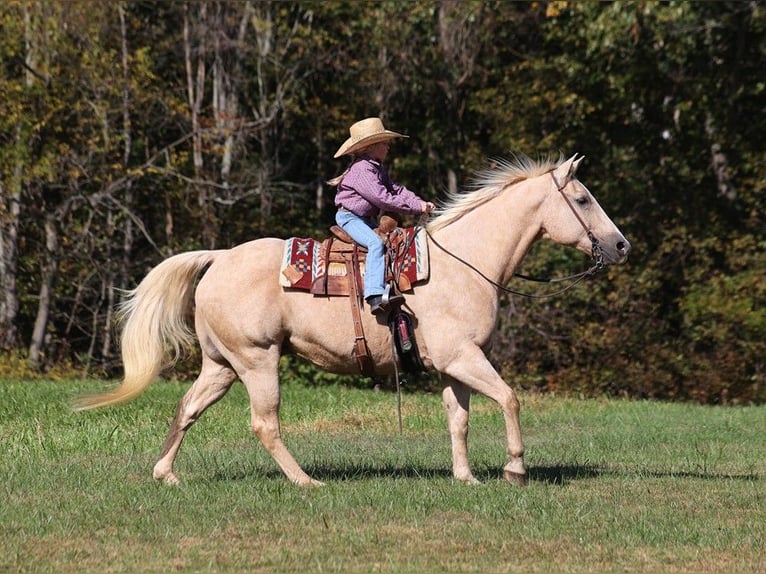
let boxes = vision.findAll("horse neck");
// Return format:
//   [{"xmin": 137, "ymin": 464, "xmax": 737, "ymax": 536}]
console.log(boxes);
[{"xmin": 430, "ymin": 180, "xmax": 544, "ymax": 285}]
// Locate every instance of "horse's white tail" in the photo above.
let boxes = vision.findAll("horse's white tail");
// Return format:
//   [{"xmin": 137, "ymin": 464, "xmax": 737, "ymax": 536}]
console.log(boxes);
[{"xmin": 73, "ymin": 250, "xmax": 220, "ymax": 411}]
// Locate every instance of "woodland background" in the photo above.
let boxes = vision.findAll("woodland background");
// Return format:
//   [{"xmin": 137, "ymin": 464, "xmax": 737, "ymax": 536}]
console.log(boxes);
[{"xmin": 0, "ymin": 1, "xmax": 763, "ymax": 403}]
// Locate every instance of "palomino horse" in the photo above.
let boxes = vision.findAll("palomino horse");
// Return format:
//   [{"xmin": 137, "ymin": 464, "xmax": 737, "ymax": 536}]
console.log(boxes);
[{"xmin": 76, "ymin": 154, "xmax": 630, "ymax": 486}]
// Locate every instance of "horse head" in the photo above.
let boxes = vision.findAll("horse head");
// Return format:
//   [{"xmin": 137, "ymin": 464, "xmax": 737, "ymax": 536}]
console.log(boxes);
[{"xmin": 541, "ymin": 154, "xmax": 631, "ymax": 265}]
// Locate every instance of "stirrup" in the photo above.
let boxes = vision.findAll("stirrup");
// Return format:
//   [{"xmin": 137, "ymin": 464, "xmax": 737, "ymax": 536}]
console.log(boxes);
[
  {"xmin": 367, "ymin": 286, "xmax": 405, "ymax": 315},
  {"xmin": 381, "ymin": 284, "xmax": 404, "ymax": 306}
]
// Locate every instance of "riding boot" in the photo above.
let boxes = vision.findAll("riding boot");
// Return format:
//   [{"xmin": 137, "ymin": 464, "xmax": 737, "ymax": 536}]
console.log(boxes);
[{"xmin": 366, "ymin": 293, "xmax": 405, "ymax": 315}]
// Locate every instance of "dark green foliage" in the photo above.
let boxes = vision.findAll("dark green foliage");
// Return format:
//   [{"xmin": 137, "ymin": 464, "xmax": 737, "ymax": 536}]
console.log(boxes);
[{"xmin": 0, "ymin": 1, "xmax": 763, "ymax": 403}]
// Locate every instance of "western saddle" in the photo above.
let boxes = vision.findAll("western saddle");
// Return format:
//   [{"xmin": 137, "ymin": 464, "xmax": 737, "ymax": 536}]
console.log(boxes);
[{"xmin": 314, "ymin": 216, "xmax": 421, "ymax": 376}]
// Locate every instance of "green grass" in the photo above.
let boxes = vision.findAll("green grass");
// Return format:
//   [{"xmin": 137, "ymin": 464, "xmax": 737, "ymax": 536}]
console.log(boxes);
[{"xmin": 1, "ymin": 379, "xmax": 764, "ymax": 573}]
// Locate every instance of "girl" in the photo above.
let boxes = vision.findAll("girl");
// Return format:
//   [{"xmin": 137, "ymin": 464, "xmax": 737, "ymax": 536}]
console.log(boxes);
[{"xmin": 330, "ymin": 117, "xmax": 435, "ymax": 315}]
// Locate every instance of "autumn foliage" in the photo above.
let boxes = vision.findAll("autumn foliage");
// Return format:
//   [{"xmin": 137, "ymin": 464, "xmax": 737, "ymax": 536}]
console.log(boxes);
[{"xmin": 1, "ymin": 1, "xmax": 763, "ymax": 403}]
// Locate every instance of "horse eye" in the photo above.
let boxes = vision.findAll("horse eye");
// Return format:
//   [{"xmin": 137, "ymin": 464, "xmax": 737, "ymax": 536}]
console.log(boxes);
[{"xmin": 575, "ymin": 196, "xmax": 589, "ymax": 206}]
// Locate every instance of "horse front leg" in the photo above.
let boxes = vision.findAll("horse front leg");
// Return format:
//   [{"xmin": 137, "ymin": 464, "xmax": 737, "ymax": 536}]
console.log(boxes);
[
  {"xmin": 153, "ymin": 359, "xmax": 237, "ymax": 485},
  {"xmin": 442, "ymin": 377, "xmax": 480, "ymax": 484},
  {"xmin": 440, "ymin": 344, "xmax": 527, "ymax": 486}
]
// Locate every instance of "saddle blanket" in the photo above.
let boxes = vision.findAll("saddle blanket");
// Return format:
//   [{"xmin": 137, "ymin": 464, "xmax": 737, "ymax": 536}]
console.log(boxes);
[{"xmin": 279, "ymin": 227, "xmax": 429, "ymax": 292}]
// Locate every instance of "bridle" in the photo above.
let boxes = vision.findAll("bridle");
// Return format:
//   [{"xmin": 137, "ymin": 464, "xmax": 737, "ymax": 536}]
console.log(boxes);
[
  {"xmin": 420, "ymin": 169, "xmax": 606, "ymax": 299},
  {"xmin": 549, "ymin": 170, "xmax": 605, "ymax": 274}
]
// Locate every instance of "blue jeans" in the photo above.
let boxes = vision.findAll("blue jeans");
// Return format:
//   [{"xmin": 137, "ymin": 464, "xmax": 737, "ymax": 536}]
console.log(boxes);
[{"xmin": 335, "ymin": 210, "xmax": 385, "ymax": 299}]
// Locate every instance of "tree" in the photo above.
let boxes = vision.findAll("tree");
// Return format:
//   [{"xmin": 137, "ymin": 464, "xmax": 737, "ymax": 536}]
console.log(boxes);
[
  {"xmin": 0, "ymin": 0, "xmax": 53, "ymax": 350},
  {"xmin": 0, "ymin": 0, "xmax": 763, "ymax": 402},
  {"xmin": 486, "ymin": 1, "xmax": 766, "ymax": 403}
]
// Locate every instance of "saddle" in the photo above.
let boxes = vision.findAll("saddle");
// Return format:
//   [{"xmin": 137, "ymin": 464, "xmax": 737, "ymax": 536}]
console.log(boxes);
[
  {"xmin": 311, "ymin": 216, "xmax": 413, "ymax": 297},
  {"xmin": 280, "ymin": 216, "xmax": 427, "ymax": 376}
]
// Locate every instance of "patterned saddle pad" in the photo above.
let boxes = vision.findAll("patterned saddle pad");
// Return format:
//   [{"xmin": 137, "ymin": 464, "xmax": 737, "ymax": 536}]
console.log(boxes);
[{"xmin": 280, "ymin": 227, "xmax": 429, "ymax": 294}]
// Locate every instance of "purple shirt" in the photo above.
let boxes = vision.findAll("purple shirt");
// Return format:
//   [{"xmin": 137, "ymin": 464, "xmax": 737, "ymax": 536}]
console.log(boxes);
[{"xmin": 334, "ymin": 156, "xmax": 424, "ymax": 218}]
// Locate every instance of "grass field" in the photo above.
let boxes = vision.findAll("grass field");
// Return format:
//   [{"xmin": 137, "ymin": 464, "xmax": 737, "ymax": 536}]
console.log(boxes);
[{"xmin": 1, "ymin": 378, "xmax": 764, "ymax": 573}]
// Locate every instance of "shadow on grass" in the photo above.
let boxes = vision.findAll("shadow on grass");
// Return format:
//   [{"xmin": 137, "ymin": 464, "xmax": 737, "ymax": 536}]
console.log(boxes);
[
  {"xmin": 529, "ymin": 465, "xmax": 760, "ymax": 485},
  {"xmin": 211, "ymin": 462, "xmax": 599, "ymax": 484},
  {"xmin": 212, "ymin": 464, "xmax": 454, "ymax": 483},
  {"xmin": 528, "ymin": 464, "xmax": 602, "ymax": 485},
  {"xmin": 212, "ymin": 463, "xmax": 760, "ymax": 485}
]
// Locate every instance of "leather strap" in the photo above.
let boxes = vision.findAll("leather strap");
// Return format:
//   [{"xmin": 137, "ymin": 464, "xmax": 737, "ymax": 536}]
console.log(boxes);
[
  {"xmin": 346, "ymin": 246, "xmax": 374, "ymax": 376},
  {"xmin": 321, "ymin": 237, "xmax": 333, "ymax": 295}
]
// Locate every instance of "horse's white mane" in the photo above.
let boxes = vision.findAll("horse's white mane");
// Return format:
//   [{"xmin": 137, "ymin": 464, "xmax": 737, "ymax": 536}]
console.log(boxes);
[{"xmin": 427, "ymin": 154, "xmax": 562, "ymax": 233}]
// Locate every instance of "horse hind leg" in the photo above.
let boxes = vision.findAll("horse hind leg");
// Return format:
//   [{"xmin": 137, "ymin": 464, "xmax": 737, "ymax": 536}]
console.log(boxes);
[
  {"xmin": 153, "ymin": 359, "xmax": 236, "ymax": 485},
  {"xmin": 240, "ymin": 346, "xmax": 323, "ymax": 487}
]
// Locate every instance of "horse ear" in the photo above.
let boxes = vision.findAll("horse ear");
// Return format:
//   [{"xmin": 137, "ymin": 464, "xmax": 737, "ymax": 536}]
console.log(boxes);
[
  {"xmin": 572, "ymin": 154, "xmax": 585, "ymax": 175},
  {"xmin": 553, "ymin": 154, "xmax": 577, "ymax": 182}
]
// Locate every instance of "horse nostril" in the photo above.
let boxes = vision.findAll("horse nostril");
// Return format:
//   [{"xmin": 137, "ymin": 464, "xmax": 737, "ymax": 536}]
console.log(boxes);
[{"xmin": 616, "ymin": 240, "xmax": 630, "ymax": 255}]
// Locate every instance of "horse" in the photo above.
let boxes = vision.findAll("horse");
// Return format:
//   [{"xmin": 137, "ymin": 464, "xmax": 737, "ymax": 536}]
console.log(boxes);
[{"xmin": 75, "ymin": 153, "xmax": 630, "ymax": 487}]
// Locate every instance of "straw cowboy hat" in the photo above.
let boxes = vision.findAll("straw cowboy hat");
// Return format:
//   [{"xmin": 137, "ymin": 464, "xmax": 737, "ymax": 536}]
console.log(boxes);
[{"xmin": 334, "ymin": 117, "xmax": 408, "ymax": 158}]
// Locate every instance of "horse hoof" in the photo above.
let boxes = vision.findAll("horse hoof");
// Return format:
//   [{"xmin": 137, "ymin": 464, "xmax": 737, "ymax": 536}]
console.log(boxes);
[
  {"xmin": 153, "ymin": 468, "xmax": 180, "ymax": 486},
  {"xmin": 294, "ymin": 477, "xmax": 325, "ymax": 487},
  {"xmin": 166, "ymin": 474, "xmax": 181, "ymax": 486},
  {"xmin": 456, "ymin": 474, "xmax": 482, "ymax": 485},
  {"xmin": 503, "ymin": 470, "xmax": 528, "ymax": 486}
]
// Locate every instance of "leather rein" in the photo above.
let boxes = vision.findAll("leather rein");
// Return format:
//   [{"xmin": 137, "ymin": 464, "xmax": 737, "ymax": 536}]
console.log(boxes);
[{"xmin": 423, "ymin": 170, "xmax": 606, "ymax": 299}]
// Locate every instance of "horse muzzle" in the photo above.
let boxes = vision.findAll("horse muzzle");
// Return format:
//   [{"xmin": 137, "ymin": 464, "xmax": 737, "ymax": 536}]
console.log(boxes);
[{"xmin": 599, "ymin": 234, "xmax": 631, "ymax": 265}]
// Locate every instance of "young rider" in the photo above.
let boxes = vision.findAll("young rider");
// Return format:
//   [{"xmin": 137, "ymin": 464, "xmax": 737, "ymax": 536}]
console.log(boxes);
[{"xmin": 330, "ymin": 117, "xmax": 435, "ymax": 315}]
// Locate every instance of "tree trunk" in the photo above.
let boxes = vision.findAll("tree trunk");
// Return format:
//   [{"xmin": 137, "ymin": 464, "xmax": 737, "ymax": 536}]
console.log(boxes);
[
  {"xmin": 184, "ymin": 1, "xmax": 217, "ymax": 248},
  {"xmin": 101, "ymin": 3, "xmax": 136, "ymax": 362},
  {"xmin": 212, "ymin": 1, "xmax": 253, "ymax": 197},
  {"xmin": 28, "ymin": 213, "xmax": 60, "ymax": 367},
  {"xmin": 0, "ymin": 162, "xmax": 21, "ymax": 350},
  {"xmin": 1, "ymin": 0, "xmax": 52, "ymax": 351}
]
